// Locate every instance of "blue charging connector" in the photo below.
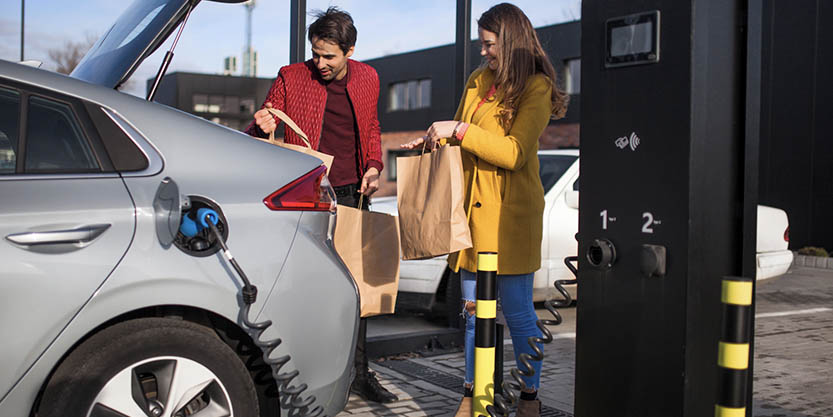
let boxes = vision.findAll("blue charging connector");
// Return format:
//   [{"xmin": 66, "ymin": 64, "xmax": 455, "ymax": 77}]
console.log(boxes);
[{"xmin": 179, "ymin": 208, "xmax": 219, "ymax": 237}]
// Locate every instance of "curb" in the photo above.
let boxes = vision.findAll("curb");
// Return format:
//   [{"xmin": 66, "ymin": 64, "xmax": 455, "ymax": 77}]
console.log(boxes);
[{"xmin": 792, "ymin": 252, "xmax": 833, "ymax": 270}]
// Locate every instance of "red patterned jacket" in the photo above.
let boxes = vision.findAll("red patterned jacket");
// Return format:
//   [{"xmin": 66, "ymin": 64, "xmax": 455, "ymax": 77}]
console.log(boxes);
[{"xmin": 245, "ymin": 59, "xmax": 383, "ymax": 174}]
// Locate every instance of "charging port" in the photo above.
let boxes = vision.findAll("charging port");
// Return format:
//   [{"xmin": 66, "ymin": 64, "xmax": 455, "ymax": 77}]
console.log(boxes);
[{"xmin": 174, "ymin": 196, "xmax": 228, "ymax": 257}]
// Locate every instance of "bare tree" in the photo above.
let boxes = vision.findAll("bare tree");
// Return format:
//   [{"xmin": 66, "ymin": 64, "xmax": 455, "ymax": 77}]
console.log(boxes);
[{"xmin": 48, "ymin": 33, "xmax": 98, "ymax": 75}]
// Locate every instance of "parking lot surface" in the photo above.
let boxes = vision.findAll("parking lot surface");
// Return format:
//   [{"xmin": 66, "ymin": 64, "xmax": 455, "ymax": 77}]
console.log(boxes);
[{"xmin": 337, "ymin": 265, "xmax": 833, "ymax": 416}]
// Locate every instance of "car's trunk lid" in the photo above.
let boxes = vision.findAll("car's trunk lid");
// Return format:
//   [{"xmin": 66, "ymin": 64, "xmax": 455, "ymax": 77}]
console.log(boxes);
[{"xmin": 71, "ymin": 0, "xmax": 247, "ymax": 90}]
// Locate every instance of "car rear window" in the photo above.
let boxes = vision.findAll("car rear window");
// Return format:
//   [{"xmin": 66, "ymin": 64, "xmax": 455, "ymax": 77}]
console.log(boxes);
[
  {"xmin": 539, "ymin": 154, "xmax": 577, "ymax": 193},
  {"xmin": 25, "ymin": 96, "xmax": 100, "ymax": 173},
  {"xmin": 0, "ymin": 88, "xmax": 19, "ymax": 174}
]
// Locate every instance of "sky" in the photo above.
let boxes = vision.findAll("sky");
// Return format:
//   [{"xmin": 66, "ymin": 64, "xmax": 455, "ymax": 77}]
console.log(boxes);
[{"xmin": 0, "ymin": 0, "xmax": 581, "ymax": 97}]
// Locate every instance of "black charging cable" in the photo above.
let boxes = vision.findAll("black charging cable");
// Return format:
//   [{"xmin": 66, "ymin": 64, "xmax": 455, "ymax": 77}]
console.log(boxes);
[
  {"xmin": 205, "ymin": 216, "xmax": 324, "ymax": 417},
  {"xmin": 487, "ymin": 256, "xmax": 578, "ymax": 417}
]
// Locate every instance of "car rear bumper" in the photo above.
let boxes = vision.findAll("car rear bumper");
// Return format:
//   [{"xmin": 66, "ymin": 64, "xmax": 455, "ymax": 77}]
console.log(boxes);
[{"xmin": 756, "ymin": 249, "xmax": 794, "ymax": 280}]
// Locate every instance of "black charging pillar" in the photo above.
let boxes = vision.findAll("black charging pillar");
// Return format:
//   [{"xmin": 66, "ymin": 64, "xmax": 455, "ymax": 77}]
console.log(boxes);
[{"xmin": 575, "ymin": 1, "xmax": 754, "ymax": 417}]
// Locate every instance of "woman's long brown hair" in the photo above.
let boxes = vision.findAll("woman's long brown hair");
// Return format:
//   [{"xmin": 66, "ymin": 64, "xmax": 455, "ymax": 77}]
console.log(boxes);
[{"xmin": 478, "ymin": 3, "xmax": 569, "ymax": 126}]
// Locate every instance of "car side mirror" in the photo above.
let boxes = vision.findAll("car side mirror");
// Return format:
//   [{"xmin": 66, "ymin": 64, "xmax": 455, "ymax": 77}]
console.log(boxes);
[{"xmin": 565, "ymin": 189, "xmax": 579, "ymax": 209}]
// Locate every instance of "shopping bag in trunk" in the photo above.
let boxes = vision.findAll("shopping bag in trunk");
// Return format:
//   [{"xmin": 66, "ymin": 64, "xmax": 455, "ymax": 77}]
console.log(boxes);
[
  {"xmin": 396, "ymin": 144, "xmax": 472, "ymax": 260},
  {"xmin": 334, "ymin": 196, "xmax": 401, "ymax": 317},
  {"xmin": 255, "ymin": 108, "xmax": 334, "ymax": 174}
]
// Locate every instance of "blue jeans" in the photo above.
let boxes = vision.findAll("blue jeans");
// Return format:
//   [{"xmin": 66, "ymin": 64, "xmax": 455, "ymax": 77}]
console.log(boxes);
[{"xmin": 461, "ymin": 269, "xmax": 543, "ymax": 390}]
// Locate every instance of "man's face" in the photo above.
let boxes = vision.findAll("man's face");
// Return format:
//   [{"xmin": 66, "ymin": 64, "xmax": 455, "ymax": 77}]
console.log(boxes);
[{"xmin": 311, "ymin": 37, "xmax": 354, "ymax": 81}]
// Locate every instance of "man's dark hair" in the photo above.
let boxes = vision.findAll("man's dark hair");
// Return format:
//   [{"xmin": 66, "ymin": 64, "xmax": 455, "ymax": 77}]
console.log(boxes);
[{"xmin": 308, "ymin": 7, "xmax": 357, "ymax": 55}]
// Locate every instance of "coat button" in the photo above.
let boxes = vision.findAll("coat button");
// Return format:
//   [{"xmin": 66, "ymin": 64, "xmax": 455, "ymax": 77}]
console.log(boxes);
[{"xmin": 474, "ymin": 202, "xmax": 482, "ymax": 208}]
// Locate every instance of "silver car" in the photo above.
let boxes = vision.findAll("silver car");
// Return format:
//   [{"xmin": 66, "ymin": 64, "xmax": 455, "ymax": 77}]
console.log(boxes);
[{"xmin": 0, "ymin": 1, "xmax": 359, "ymax": 416}]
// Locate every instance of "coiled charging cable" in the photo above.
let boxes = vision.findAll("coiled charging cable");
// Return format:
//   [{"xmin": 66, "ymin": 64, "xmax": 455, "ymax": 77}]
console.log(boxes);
[
  {"xmin": 192, "ymin": 209, "xmax": 324, "ymax": 417},
  {"xmin": 487, "ymin": 256, "xmax": 578, "ymax": 416}
]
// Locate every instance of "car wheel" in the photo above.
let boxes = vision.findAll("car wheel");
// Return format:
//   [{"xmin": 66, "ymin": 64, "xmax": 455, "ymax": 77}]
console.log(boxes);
[{"xmin": 37, "ymin": 317, "xmax": 258, "ymax": 417}]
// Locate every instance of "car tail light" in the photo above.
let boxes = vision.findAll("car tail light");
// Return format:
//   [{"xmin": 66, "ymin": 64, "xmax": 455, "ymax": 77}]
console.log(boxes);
[
  {"xmin": 264, "ymin": 165, "xmax": 336, "ymax": 212},
  {"xmin": 784, "ymin": 225, "xmax": 790, "ymax": 242}
]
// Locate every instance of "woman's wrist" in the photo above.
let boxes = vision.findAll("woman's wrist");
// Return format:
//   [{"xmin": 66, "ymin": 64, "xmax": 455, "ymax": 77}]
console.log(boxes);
[{"xmin": 454, "ymin": 122, "xmax": 469, "ymax": 142}]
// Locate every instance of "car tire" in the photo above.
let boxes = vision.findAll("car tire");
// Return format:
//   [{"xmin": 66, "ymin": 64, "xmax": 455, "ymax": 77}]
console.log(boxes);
[{"xmin": 37, "ymin": 317, "xmax": 258, "ymax": 417}]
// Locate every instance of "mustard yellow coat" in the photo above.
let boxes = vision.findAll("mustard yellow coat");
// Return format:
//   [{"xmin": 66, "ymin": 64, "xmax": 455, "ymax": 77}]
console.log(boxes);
[{"xmin": 447, "ymin": 67, "xmax": 552, "ymax": 275}]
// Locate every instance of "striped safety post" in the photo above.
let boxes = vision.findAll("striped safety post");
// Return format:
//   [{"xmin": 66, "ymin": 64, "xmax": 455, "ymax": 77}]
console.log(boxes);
[
  {"xmin": 715, "ymin": 276, "xmax": 754, "ymax": 417},
  {"xmin": 474, "ymin": 252, "xmax": 498, "ymax": 417}
]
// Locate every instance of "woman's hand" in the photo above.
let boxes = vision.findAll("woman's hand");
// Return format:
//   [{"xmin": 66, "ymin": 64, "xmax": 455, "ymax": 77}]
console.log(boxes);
[
  {"xmin": 426, "ymin": 121, "xmax": 460, "ymax": 142},
  {"xmin": 400, "ymin": 120, "xmax": 462, "ymax": 150}
]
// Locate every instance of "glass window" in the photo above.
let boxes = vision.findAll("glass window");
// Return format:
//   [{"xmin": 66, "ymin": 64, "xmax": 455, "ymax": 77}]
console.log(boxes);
[
  {"xmin": 240, "ymin": 98, "xmax": 256, "ymax": 114},
  {"xmin": 0, "ymin": 88, "xmax": 20, "ymax": 174},
  {"xmin": 389, "ymin": 82, "xmax": 406, "ymax": 112},
  {"xmin": 224, "ymin": 96, "xmax": 240, "ymax": 114},
  {"xmin": 193, "ymin": 94, "xmax": 208, "ymax": 112},
  {"xmin": 407, "ymin": 80, "xmax": 419, "ymax": 110},
  {"xmin": 565, "ymin": 59, "xmax": 581, "ymax": 95},
  {"xmin": 538, "ymin": 154, "xmax": 577, "ymax": 193},
  {"xmin": 208, "ymin": 95, "xmax": 223, "ymax": 113},
  {"xmin": 25, "ymin": 96, "xmax": 99, "ymax": 173},
  {"xmin": 419, "ymin": 79, "xmax": 431, "ymax": 108}
]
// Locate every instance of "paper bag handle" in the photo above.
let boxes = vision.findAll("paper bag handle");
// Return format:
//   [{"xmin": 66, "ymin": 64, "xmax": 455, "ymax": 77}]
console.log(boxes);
[{"xmin": 265, "ymin": 107, "xmax": 313, "ymax": 149}]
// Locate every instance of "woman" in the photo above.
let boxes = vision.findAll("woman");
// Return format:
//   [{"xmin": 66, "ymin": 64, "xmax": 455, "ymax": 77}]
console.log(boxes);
[{"xmin": 401, "ymin": 3, "xmax": 568, "ymax": 416}]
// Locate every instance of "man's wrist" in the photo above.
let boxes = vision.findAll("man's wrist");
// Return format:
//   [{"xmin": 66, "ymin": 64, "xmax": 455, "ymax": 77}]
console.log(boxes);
[{"xmin": 365, "ymin": 160, "xmax": 383, "ymax": 174}]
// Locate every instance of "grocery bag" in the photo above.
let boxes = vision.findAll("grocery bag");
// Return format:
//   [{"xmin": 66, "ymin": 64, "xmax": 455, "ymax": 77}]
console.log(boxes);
[
  {"xmin": 334, "ymin": 196, "xmax": 401, "ymax": 317},
  {"xmin": 396, "ymin": 144, "xmax": 472, "ymax": 260}
]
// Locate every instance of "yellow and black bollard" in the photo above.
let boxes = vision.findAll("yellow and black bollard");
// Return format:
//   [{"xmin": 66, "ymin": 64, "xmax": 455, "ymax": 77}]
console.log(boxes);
[
  {"xmin": 715, "ymin": 277, "xmax": 753, "ymax": 417},
  {"xmin": 474, "ymin": 252, "xmax": 497, "ymax": 417}
]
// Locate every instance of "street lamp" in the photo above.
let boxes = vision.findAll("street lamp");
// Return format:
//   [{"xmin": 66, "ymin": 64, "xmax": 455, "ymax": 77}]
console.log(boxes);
[{"xmin": 20, "ymin": 0, "xmax": 25, "ymax": 61}]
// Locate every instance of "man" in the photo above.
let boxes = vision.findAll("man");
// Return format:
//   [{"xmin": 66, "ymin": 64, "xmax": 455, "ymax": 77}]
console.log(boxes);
[{"xmin": 245, "ymin": 7, "xmax": 395, "ymax": 404}]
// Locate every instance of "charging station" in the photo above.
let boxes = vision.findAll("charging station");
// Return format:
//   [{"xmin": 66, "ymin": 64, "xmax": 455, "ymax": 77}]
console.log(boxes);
[{"xmin": 575, "ymin": 1, "xmax": 758, "ymax": 416}]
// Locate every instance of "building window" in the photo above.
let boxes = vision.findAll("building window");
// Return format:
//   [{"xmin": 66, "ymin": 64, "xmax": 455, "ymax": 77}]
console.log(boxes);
[
  {"xmin": 194, "ymin": 94, "xmax": 249, "ymax": 114},
  {"xmin": 240, "ymin": 97, "xmax": 256, "ymax": 114},
  {"xmin": 386, "ymin": 149, "xmax": 421, "ymax": 181},
  {"xmin": 564, "ymin": 58, "xmax": 581, "ymax": 95},
  {"xmin": 208, "ymin": 95, "xmax": 224, "ymax": 113},
  {"xmin": 388, "ymin": 79, "xmax": 431, "ymax": 112},
  {"xmin": 224, "ymin": 96, "xmax": 240, "ymax": 114},
  {"xmin": 193, "ymin": 94, "xmax": 208, "ymax": 112}
]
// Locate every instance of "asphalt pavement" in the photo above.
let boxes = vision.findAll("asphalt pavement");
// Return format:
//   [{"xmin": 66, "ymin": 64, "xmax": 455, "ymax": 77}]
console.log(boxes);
[{"xmin": 336, "ymin": 264, "xmax": 833, "ymax": 417}]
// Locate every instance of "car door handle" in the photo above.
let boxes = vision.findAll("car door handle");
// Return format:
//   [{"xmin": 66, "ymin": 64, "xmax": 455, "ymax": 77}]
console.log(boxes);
[{"xmin": 5, "ymin": 224, "xmax": 111, "ymax": 246}]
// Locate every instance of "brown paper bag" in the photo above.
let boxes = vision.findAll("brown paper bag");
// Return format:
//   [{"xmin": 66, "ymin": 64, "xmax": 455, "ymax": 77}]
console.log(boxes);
[
  {"xmin": 396, "ymin": 144, "xmax": 472, "ymax": 260},
  {"xmin": 334, "ymin": 197, "xmax": 401, "ymax": 317},
  {"xmin": 255, "ymin": 108, "xmax": 334, "ymax": 174}
]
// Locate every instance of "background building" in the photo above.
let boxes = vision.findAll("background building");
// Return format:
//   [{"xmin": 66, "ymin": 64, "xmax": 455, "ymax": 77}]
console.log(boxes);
[{"xmin": 149, "ymin": 72, "xmax": 272, "ymax": 131}]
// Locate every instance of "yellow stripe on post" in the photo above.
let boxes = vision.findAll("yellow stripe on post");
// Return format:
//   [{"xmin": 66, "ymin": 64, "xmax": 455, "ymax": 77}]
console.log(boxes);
[
  {"xmin": 718, "ymin": 342, "xmax": 750, "ymax": 370},
  {"xmin": 473, "ymin": 347, "xmax": 495, "ymax": 417},
  {"xmin": 476, "ymin": 300, "xmax": 497, "ymax": 319},
  {"xmin": 715, "ymin": 405, "xmax": 746, "ymax": 417},
  {"xmin": 478, "ymin": 253, "xmax": 498, "ymax": 272},
  {"xmin": 721, "ymin": 280, "xmax": 753, "ymax": 306}
]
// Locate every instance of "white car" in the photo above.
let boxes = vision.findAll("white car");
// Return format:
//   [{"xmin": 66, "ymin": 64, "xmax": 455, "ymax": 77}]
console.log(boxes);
[
  {"xmin": 756, "ymin": 205, "xmax": 794, "ymax": 280},
  {"xmin": 373, "ymin": 150, "xmax": 793, "ymax": 318}
]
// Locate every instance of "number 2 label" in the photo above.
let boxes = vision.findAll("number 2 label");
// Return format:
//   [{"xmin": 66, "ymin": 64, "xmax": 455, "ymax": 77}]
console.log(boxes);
[{"xmin": 642, "ymin": 212, "xmax": 656, "ymax": 234}]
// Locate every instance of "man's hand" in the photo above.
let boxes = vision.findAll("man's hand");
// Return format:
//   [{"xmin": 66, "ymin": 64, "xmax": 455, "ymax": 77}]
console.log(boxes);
[
  {"xmin": 253, "ymin": 102, "xmax": 277, "ymax": 135},
  {"xmin": 360, "ymin": 167, "xmax": 380, "ymax": 196}
]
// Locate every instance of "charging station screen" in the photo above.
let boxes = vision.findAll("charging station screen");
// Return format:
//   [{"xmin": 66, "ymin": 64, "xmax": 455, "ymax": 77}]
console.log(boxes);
[
  {"xmin": 611, "ymin": 22, "xmax": 653, "ymax": 56},
  {"xmin": 605, "ymin": 11, "xmax": 660, "ymax": 68}
]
